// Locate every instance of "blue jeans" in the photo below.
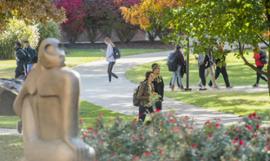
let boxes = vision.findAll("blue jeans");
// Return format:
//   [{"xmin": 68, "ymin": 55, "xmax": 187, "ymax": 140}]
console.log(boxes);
[{"xmin": 171, "ymin": 66, "xmax": 183, "ymax": 88}]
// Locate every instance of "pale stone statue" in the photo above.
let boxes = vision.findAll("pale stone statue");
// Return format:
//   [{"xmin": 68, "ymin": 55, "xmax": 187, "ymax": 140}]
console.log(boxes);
[{"xmin": 13, "ymin": 38, "xmax": 95, "ymax": 161}]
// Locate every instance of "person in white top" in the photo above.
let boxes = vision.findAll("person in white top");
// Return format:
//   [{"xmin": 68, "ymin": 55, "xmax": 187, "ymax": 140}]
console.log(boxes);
[{"xmin": 104, "ymin": 37, "xmax": 118, "ymax": 82}]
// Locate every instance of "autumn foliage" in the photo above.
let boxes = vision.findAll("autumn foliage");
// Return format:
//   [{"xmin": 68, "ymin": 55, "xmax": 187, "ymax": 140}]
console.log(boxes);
[
  {"xmin": 55, "ymin": 0, "xmax": 86, "ymax": 43},
  {"xmin": 0, "ymin": 0, "xmax": 65, "ymax": 31},
  {"xmin": 120, "ymin": 0, "xmax": 183, "ymax": 30}
]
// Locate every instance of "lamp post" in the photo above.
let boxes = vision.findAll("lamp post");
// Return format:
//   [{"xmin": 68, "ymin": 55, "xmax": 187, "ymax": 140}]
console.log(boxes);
[{"xmin": 185, "ymin": 37, "xmax": 192, "ymax": 91}]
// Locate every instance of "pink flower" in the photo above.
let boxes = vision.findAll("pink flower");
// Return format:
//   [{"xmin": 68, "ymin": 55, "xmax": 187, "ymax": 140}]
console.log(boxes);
[
  {"xmin": 191, "ymin": 143, "xmax": 198, "ymax": 149},
  {"xmin": 215, "ymin": 123, "xmax": 221, "ymax": 129},
  {"xmin": 239, "ymin": 140, "xmax": 245, "ymax": 146},
  {"xmin": 245, "ymin": 125, "xmax": 253, "ymax": 131},
  {"xmin": 248, "ymin": 112, "xmax": 257, "ymax": 120},
  {"xmin": 232, "ymin": 137, "xmax": 239, "ymax": 144},
  {"xmin": 171, "ymin": 126, "xmax": 180, "ymax": 133},
  {"xmin": 82, "ymin": 131, "xmax": 88, "ymax": 138},
  {"xmin": 132, "ymin": 155, "xmax": 140, "ymax": 161},
  {"xmin": 169, "ymin": 118, "xmax": 177, "ymax": 124},
  {"xmin": 143, "ymin": 151, "xmax": 152, "ymax": 157}
]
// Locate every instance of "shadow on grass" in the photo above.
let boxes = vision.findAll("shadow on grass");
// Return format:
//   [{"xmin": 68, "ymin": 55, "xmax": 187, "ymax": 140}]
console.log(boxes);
[{"xmin": 166, "ymin": 91, "xmax": 270, "ymax": 120}]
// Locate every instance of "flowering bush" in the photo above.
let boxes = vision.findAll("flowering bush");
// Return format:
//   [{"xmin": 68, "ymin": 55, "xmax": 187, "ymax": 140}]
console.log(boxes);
[{"xmin": 81, "ymin": 112, "xmax": 270, "ymax": 161}]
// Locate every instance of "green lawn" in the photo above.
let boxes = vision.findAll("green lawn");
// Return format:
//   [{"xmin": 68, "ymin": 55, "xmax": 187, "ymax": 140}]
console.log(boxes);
[
  {"xmin": 0, "ymin": 135, "xmax": 23, "ymax": 161},
  {"xmin": 0, "ymin": 101, "xmax": 134, "ymax": 129},
  {"xmin": 126, "ymin": 52, "xmax": 267, "ymax": 86},
  {"xmin": 166, "ymin": 91, "xmax": 270, "ymax": 120},
  {"xmin": 0, "ymin": 48, "xmax": 165, "ymax": 78},
  {"xmin": 126, "ymin": 51, "xmax": 270, "ymax": 119},
  {"xmin": 0, "ymin": 101, "xmax": 135, "ymax": 161}
]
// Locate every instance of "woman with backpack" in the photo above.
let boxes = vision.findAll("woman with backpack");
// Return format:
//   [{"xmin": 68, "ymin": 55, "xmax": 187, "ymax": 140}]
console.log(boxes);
[
  {"xmin": 104, "ymin": 37, "xmax": 118, "ymax": 82},
  {"xmin": 253, "ymin": 46, "xmax": 268, "ymax": 87},
  {"xmin": 137, "ymin": 71, "xmax": 157, "ymax": 122},
  {"xmin": 168, "ymin": 45, "xmax": 185, "ymax": 91}
]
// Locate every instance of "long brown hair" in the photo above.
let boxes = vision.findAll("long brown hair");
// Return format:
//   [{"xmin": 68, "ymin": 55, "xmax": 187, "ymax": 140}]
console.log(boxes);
[{"xmin": 104, "ymin": 37, "xmax": 115, "ymax": 47}]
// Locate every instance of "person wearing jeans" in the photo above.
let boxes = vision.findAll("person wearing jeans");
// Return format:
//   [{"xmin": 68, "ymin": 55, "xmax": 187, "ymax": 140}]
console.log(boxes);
[
  {"xmin": 170, "ymin": 45, "xmax": 185, "ymax": 91},
  {"xmin": 104, "ymin": 37, "xmax": 118, "ymax": 82}
]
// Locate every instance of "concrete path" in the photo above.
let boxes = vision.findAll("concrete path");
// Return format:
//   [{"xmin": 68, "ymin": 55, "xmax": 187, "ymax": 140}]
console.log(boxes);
[
  {"xmin": 74, "ymin": 51, "xmax": 255, "ymax": 125},
  {"xmin": 0, "ymin": 128, "xmax": 18, "ymax": 135}
]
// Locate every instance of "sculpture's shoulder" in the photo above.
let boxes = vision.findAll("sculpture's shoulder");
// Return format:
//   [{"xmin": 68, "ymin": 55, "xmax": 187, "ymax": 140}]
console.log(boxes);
[{"xmin": 59, "ymin": 68, "xmax": 80, "ymax": 83}]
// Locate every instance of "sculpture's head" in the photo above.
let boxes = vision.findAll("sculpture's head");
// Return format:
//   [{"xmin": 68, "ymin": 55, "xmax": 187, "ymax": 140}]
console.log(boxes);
[{"xmin": 38, "ymin": 38, "xmax": 65, "ymax": 69}]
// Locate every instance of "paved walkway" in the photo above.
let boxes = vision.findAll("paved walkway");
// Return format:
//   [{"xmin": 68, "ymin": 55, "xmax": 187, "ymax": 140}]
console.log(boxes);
[{"xmin": 75, "ymin": 51, "xmax": 262, "ymax": 125}]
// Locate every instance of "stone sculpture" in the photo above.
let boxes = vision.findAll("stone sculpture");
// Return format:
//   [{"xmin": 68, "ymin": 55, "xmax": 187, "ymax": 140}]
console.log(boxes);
[{"xmin": 13, "ymin": 38, "xmax": 95, "ymax": 161}]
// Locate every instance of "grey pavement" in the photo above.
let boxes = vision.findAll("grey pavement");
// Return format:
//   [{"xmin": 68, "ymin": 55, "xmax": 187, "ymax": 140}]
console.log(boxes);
[
  {"xmin": 0, "ymin": 128, "xmax": 18, "ymax": 135},
  {"xmin": 74, "ymin": 51, "xmax": 258, "ymax": 125}
]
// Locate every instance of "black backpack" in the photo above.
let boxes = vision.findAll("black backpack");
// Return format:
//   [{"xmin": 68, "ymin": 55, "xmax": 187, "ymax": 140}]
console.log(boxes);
[
  {"xmin": 259, "ymin": 50, "xmax": 267, "ymax": 64},
  {"xmin": 113, "ymin": 47, "xmax": 121, "ymax": 59},
  {"xmin": 167, "ymin": 52, "xmax": 178, "ymax": 71}
]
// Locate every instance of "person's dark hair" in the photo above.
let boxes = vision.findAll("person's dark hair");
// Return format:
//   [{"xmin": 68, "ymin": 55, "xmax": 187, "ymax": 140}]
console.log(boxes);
[
  {"xmin": 151, "ymin": 63, "xmax": 160, "ymax": 71},
  {"xmin": 175, "ymin": 45, "xmax": 181, "ymax": 53},
  {"xmin": 15, "ymin": 41, "xmax": 22, "ymax": 48},
  {"xmin": 145, "ymin": 71, "xmax": 153, "ymax": 81}
]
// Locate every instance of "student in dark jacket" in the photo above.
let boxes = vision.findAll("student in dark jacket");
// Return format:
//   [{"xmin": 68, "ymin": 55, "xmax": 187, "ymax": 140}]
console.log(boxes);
[
  {"xmin": 14, "ymin": 41, "xmax": 27, "ymax": 79},
  {"xmin": 151, "ymin": 63, "xmax": 164, "ymax": 112},
  {"xmin": 23, "ymin": 40, "xmax": 37, "ymax": 74},
  {"xmin": 169, "ymin": 45, "xmax": 185, "ymax": 91},
  {"xmin": 198, "ymin": 54, "xmax": 210, "ymax": 90},
  {"xmin": 137, "ymin": 71, "xmax": 156, "ymax": 122}
]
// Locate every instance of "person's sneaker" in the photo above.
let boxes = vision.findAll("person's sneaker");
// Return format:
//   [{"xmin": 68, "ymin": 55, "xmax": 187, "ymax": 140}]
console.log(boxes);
[
  {"xmin": 170, "ymin": 85, "xmax": 175, "ymax": 91},
  {"xmin": 199, "ymin": 86, "xmax": 207, "ymax": 91},
  {"xmin": 226, "ymin": 86, "xmax": 233, "ymax": 89},
  {"xmin": 252, "ymin": 84, "xmax": 258, "ymax": 88}
]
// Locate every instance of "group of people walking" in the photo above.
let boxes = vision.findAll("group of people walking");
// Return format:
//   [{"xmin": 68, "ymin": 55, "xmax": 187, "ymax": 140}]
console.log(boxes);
[
  {"xmin": 104, "ymin": 37, "xmax": 268, "ymax": 123},
  {"xmin": 14, "ymin": 40, "xmax": 37, "ymax": 80},
  {"xmin": 167, "ymin": 43, "xmax": 268, "ymax": 91}
]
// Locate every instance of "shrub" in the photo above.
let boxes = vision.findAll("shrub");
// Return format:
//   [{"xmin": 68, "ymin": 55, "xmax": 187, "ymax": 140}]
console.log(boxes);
[
  {"xmin": 38, "ymin": 21, "xmax": 61, "ymax": 44},
  {"xmin": 0, "ymin": 18, "xmax": 39, "ymax": 59},
  {"xmin": 82, "ymin": 112, "xmax": 270, "ymax": 161}
]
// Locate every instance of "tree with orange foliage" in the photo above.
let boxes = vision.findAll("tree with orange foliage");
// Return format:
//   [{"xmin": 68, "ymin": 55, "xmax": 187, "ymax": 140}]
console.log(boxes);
[{"xmin": 120, "ymin": 0, "xmax": 183, "ymax": 41}]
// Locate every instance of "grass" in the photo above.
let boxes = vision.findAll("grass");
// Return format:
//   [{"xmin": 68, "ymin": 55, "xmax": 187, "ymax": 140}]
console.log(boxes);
[
  {"xmin": 0, "ymin": 101, "xmax": 134, "ymax": 129},
  {"xmin": 0, "ymin": 48, "xmax": 165, "ymax": 78},
  {"xmin": 126, "ymin": 51, "xmax": 267, "ymax": 86},
  {"xmin": 0, "ymin": 101, "xmax": 135, "ymax": 161},
  {"xmin": 0, "ymin": 135, "xmax": 23, "ymax": 161},
  {"xmin": 126, "ymin": 51, "xmax": 270, "ymax": 119},
  {"xmin": 166, "ymin": 91, "xmax": 270, "ymax": 120}
]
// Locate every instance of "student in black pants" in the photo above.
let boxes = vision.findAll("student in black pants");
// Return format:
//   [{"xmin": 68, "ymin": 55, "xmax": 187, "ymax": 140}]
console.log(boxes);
[
  {"xmin": 152, "ymin": 63, "xmax": 164, "ymax": 112},
  {"xmin": 198, "ymin": 54, "xmax": 210, "ymax": 90},
  {"xmin": 104, "ymin": 37, "xmax": 118, "ymax": 82},
  {"xmin": 209, "ymin": 44, "xmax": 231, "ymax": 88}
]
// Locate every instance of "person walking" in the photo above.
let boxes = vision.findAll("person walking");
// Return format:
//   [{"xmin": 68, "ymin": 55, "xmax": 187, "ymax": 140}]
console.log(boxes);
[
  {"xmin": 198, "ymin": 53, "xmax": 211, "ymax": 90},
  {"xmin": 14, "ymin": 41, "xmax": 28, "ymax": 79},
  {"xmin": 151, "ymin": 63, "xmax": 164, "ymax": 112},
  {"xmin": 23, "ymin": 40, "xmax": 37, "ymax": 74},
  {"xmin": 168, "ymin": 45, "xmax": 185, "ymax": 91},
  {"xmin": 137, "ymin": 71, "xmax": 156, "ymax": 122},
  {"xmin": 209, "ymin": 44, "xmax": 232, "ymax": 88},
  {"xmin": 104, "ymin": 37, "xmax": 118, "ymax": 82},
  {"xmin": 253, "ymin": 46, "xmax": 268, "ymax": 87}
]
